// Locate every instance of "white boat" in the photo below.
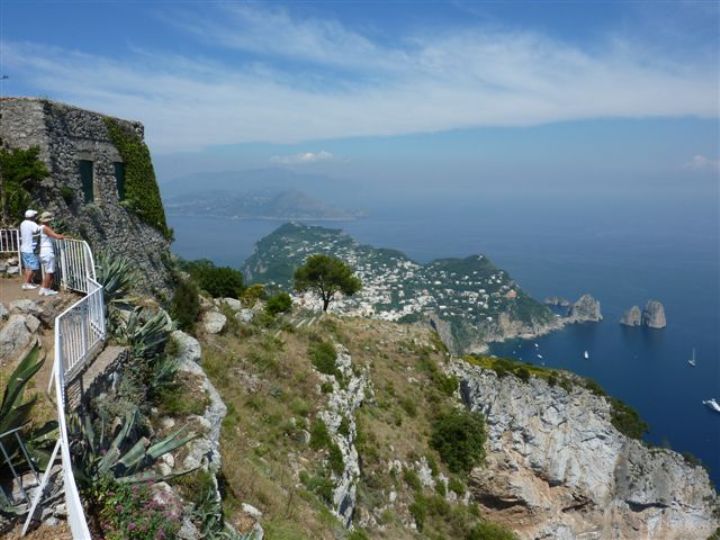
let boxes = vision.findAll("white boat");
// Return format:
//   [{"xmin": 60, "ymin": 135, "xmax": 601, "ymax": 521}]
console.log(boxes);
[
  {"xmin": 702, "ymin": 399, "xmax": 720, "ymax": 413},
  {"xmin": 537, "ymin": 354, "xmax": 543, "ymax": 359},
  {"xmin": 583, "ymin": 350, "xmax": 589, "ymax": 359},
  {"xmin": 688, "ymin": 348, "xmax": 696, "ymax": 367}
]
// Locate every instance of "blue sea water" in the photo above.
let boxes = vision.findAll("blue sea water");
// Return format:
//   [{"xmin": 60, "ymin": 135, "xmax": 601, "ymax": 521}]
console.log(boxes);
[{"xmin": 168, "ymin": 195, "xmax": 720, "ymax": 487}]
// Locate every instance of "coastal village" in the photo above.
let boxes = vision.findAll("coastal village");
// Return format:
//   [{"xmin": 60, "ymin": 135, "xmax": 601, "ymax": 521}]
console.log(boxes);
[{"xmin": 243, "ymin": 223, "xmax": 552, "ymax": 345}]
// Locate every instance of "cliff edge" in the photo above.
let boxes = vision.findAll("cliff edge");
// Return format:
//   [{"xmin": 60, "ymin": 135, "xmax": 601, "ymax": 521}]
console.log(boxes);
[{"xmin": 451, "ymin": 360, "xmax": 718, "ymax": 539}]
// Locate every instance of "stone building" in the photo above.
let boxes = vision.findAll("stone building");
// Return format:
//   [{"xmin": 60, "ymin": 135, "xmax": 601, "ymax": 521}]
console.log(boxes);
[{"xmin": 0, "ymin": 97, "xmax": 173, "ymax": 295}]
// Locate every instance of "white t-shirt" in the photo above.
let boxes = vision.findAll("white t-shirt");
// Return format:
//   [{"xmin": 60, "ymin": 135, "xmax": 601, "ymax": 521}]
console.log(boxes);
[
  {"xmin": 39, "ymin": 227, "xmax": 55, "ymax": 257},
  {"xmin": 20, "ymin": 219, "xmax": 41, "ymax": 254}
]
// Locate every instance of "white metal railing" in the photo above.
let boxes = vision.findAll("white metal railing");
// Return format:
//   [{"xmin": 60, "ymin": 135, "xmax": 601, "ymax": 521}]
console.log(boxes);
[
  {"xmin": 56, "ymin": 238, "xmax": 96, "ymax": 294},
  {"xmin": 0, "ymin": 228, "xmax": 22, "ymax": 271},
  {"xmin": 4, "ymin": 233, "xmax": 104, "ymax": 539}
]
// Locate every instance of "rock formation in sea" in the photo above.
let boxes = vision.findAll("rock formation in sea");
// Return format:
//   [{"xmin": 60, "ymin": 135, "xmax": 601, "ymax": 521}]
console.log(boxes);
[
  {"xmin": 544, "ymin": 296, "xmax": 570, "ymax": 307},
  {"xmin": 642, "ymin": 300, "xmax": 667, "ymax": 329},
  {"xmin": 450, "ymin": 361, "xmax": 719, "ymax": 539},
  {"xmin": 620, "ymin": 305, "xmax": 642, "ymax": 326},
  {"xmin": 567, "ymin": 293, "xmax": 603, "ymax": 322}
]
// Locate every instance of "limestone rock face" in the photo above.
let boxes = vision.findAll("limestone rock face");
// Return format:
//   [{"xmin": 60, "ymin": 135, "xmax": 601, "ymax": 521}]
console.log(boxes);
[
  {"xmin": 201, "ymin": 310, "xmax": 227, "ymax": 334},
  {"xmin": 315, "ymin": 344, "xmax": 369, "ymax": 528},
  {"xmin": 0, "ymin": 315, "xmax": 34, "ymax": 365},
  {"xmin": 567, "ymin": 293, "xmax": 602, "ymax": 322},
  {"xmin": 620, "ymin": 305, "xmax": 642, "ymax": 326},
  {"xmin": 450, "ymin": 361, "xmax": 719, "ymax": 540},
  {"xmin": 642, "ymin": 300, "xmax": 666, "ymax": 329}
]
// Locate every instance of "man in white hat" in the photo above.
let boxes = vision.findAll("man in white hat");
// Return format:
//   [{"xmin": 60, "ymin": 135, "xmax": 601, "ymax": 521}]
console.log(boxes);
[
  {"xmin": 19, "ymin": 209, "xmax": 41, "ymax": 289},
  {"xmin": 37, "ymin": 211, "xmax": 65, "ymax": 296}
]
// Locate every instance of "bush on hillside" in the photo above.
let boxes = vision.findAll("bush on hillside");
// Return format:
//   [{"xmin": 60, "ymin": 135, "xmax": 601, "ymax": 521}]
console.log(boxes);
[
  {"xmin": 265, "ymin": 292, "xmax": 292, "ymax": 316},
  {"xmin": 430, "ymin": 408, "xmax": 487, "ymax": 473},
  {"xmin": 171, "ymin": 279, "xmax": 201, "ymax": 331},
  {"xmin": 182, "ymin": 259, "xmax": 245, "ymax": 298}
]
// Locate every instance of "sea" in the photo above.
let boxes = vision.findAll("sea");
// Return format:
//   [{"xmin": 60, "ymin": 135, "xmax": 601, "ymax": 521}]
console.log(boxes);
[{"xmin": 168, "ymin": 195, "xmax": 720, "ymax": 487}]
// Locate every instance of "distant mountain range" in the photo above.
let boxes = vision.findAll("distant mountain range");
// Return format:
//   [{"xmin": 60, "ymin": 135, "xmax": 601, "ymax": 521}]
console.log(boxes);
[
  {"xmin": 160, "ymin": 168, "xmax": 363, "ymax": 221},
  {"xmin": 164, "ymin": 188, "xmax": 362, "ymax": 221}
]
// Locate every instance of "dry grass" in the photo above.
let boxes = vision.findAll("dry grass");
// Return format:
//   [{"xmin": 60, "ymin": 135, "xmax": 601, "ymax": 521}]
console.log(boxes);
[{"xmin": 200, "ymin": 313, "xmax": 504, "ymax": 539}]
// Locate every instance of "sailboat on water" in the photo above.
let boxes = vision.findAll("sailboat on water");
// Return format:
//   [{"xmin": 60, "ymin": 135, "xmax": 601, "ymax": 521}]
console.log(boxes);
[{"xmin": 688, "ymin": 348, "xmax": 696, "ymax": 367}]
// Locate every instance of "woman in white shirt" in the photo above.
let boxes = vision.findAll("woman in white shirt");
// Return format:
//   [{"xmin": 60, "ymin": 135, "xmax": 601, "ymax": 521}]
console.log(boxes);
[{"xmin": 37, "ymin": 211, "xmax": 65, "ymax": 296}]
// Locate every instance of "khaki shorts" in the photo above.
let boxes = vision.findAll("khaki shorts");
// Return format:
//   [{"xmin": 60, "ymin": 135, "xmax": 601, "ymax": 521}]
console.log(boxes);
[{"xmin": 40, "ymin": 254, "xmax": 55, "ymax": 274}]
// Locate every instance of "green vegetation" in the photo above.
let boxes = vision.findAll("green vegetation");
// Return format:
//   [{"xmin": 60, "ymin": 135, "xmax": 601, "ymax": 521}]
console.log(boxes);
[
  {"xmin": 293, "ymin": 253, "xmax": 362, "ymax": 311},
  {"xmin": 95, "ymin": 479, "xmax": 182, "ymax": 540},
  {"xmin": 181, "ymin": 258, "xmax": 245, "ymax": 298},
  {"xmin": 609, "ymin": 397, "xmax": 649, "ymax": 440},
  {"xmin": 430, "ymin": 408, "xmax": 486, "ymax": 473},
  {"xmin": 0, "ymin": 146, "xmax": 49, "ymax": 225},
  {"xmin": 103, "ymin": 118, "xmax": 171, "ymax": 239},
  {"xmin": 308, "ymin": 339, "xmax": 340, "ymax": 378},
  {"xmin": 467, "ymin": 521, "xmax": 518, "ymax": 540},
  {"xmin": 403, "ymin": 468, "xmax": 423, "ymax": 491},
  {"xmin": 170, "ymin": 279, "xmax": 201, "ymax": 332},
  {"xmin": 266, "ymin": 291, "xmax": 293, "ymax": 316}
]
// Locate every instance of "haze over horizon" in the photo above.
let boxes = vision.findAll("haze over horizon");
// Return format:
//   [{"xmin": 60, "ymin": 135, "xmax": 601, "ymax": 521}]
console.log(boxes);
[{"xmin": 1, "ymin": 1, "xmax": 718, "ymax": 208}]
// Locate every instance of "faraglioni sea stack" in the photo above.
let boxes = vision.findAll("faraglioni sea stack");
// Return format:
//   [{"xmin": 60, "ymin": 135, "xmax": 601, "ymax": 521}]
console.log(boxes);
[
  {"xmin": 620, "ymin": 305, "xmax": 642, "ymax": 326},
  {"xmin": 642, "ymin": 300, "xmax": 667, "ymax": 328}
]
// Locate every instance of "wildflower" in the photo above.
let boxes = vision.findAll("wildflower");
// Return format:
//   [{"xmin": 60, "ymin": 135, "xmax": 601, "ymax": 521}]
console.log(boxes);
[{"xmin": 128, "ymin": 522, "xmax": 137, "ymax": 531}]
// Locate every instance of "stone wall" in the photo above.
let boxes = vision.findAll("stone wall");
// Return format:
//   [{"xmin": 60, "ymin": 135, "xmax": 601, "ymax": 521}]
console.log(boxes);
[{"xmin": 0, "ymin": 97, "xmax": 173, "ymax": 296}]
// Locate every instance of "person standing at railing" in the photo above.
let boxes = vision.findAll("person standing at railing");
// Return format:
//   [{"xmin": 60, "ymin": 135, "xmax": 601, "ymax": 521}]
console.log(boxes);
[
  {"xmin": 19, "ymin": 209, "xmax": 41, "ymax": 290},
  {"xmin": 37, "ymin": 211, "xmax": 65, "ymax": 296}
]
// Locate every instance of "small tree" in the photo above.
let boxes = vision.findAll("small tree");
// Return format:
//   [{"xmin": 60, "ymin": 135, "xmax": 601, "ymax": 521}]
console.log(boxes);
[
  {"xmin": 293, "ymin": 254, "xmax": 362, "ymax": 312},
  {"xmin": 0, "ymin": 146, "xmax": 49, "ymax": 225}
]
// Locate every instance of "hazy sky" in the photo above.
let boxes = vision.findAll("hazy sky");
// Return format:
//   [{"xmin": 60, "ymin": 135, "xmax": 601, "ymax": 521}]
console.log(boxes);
[{"xmin": 1, "ymin": 0, "xmax": 718, "ymax": 201}]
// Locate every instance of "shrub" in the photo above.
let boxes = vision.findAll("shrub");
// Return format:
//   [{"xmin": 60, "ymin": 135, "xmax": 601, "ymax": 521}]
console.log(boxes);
[
  {"xmin": 430, "ymin": 409, "xmax": 486, "ymax": 473},
  {"xmin": 170, "ymin": 279, "xmax": 200, "ymax": 332},
  {"xmin": 60, "ymin": 185, "xmax": 75, "ymax": 206},
  {"xmin": 182, "ymin": 259, "xmax": 244, "ymax": 298},
  {"xmin": 309, "ymin": 340, "xmax": 339, "ymax": 378},
  {"xmin": 466, "ymin": 521, "xmax": 518, "ymax": 540},
  {"xmin": 338, "ymin": 416, "xmax": 351, "ymax": 437},
  {"xmin": 409, "ymin": 496, "xmax": 427, "ymax": 531},
  {"xmin": 266, "ymin": 292, "xmax": 292, "ymax": 316},
  {"xmin": 0, "ymin": 146, "xmax": 48, "ymax": 224},
  {"xmin": 403, "ymin": 468, "xmax": 422, "ymax": 491},
  {"xmin": 400, "ymin": 396, "xmax": 418, "ymax": 417},
  {"xmin": 609, "ymin": 397, "xmax": 648, "ymax": 440},
  {"xmin": 448, "ymin": 477, "xmax": 466, "ymax": 497},
  {"xmin": 515, "ymin": 367, "xmax": 530, "ymax": 382},
  {"xmin": 241, "ymin": 283, "xmax": 266, "ymax": 306},
  {"xmin": 310, "ymin": 419, "xmax": 332, "ymax": 450},
  {"xmin": 328, "ymin": 442, "xmax": 344, "ymax": 475}
]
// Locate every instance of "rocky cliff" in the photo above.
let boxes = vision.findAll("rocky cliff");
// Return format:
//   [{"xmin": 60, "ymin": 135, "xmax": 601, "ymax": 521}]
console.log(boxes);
[
  {"xmin": 642, "ymin": 300, "xmax": 667, "ymax": 329},
  {"xmin": 567, "ymin": 293, "xmax": 603, "ymax": 322},
  {"xmin": 450, "ymin": 360, "xmax": 719, "ymax": 539},
  {"xmin": 620, "ymin": 305, "xmax": 642, "ymax": 326}
]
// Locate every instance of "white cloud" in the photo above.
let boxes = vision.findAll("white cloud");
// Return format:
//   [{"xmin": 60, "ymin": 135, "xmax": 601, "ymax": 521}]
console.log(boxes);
[
  {"xmin": 683, "ymin": 155, "xmax": 720, "ymax": 172},
  {"xmin": 271, "ymin": 150, "xmax": 334, "ymax": 165},
  {"xmin": 3, "ymin": 6, "xmax": 718, "ymax": 151}
]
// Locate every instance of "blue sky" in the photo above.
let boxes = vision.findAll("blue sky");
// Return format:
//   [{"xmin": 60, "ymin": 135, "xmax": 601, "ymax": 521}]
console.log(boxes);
[{"xmin": 1, "ymin": 0, "xmax": 718, "ymax": 194}]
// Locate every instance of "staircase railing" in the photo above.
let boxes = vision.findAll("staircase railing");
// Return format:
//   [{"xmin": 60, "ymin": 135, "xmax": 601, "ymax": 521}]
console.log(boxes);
[{"xmin": 0, "ymin": 230, "xmax": 102, "ymax": 539}]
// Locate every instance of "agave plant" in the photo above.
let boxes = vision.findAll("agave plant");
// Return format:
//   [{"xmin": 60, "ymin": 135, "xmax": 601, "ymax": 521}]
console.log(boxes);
[
  {"xmin": 95, "ymin": 251, "xmax": 139, "ymax": 306},
  {"xmin": 0, "ymin": 344, "xmax": 58, "ymax": 512},
  {"xmin": 70, "ymin": 407, "xmax": 196, "ymax": 489},
  {"xmin": 117, "ymin": 307, "xmax": 174, "ymax": 360}
]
